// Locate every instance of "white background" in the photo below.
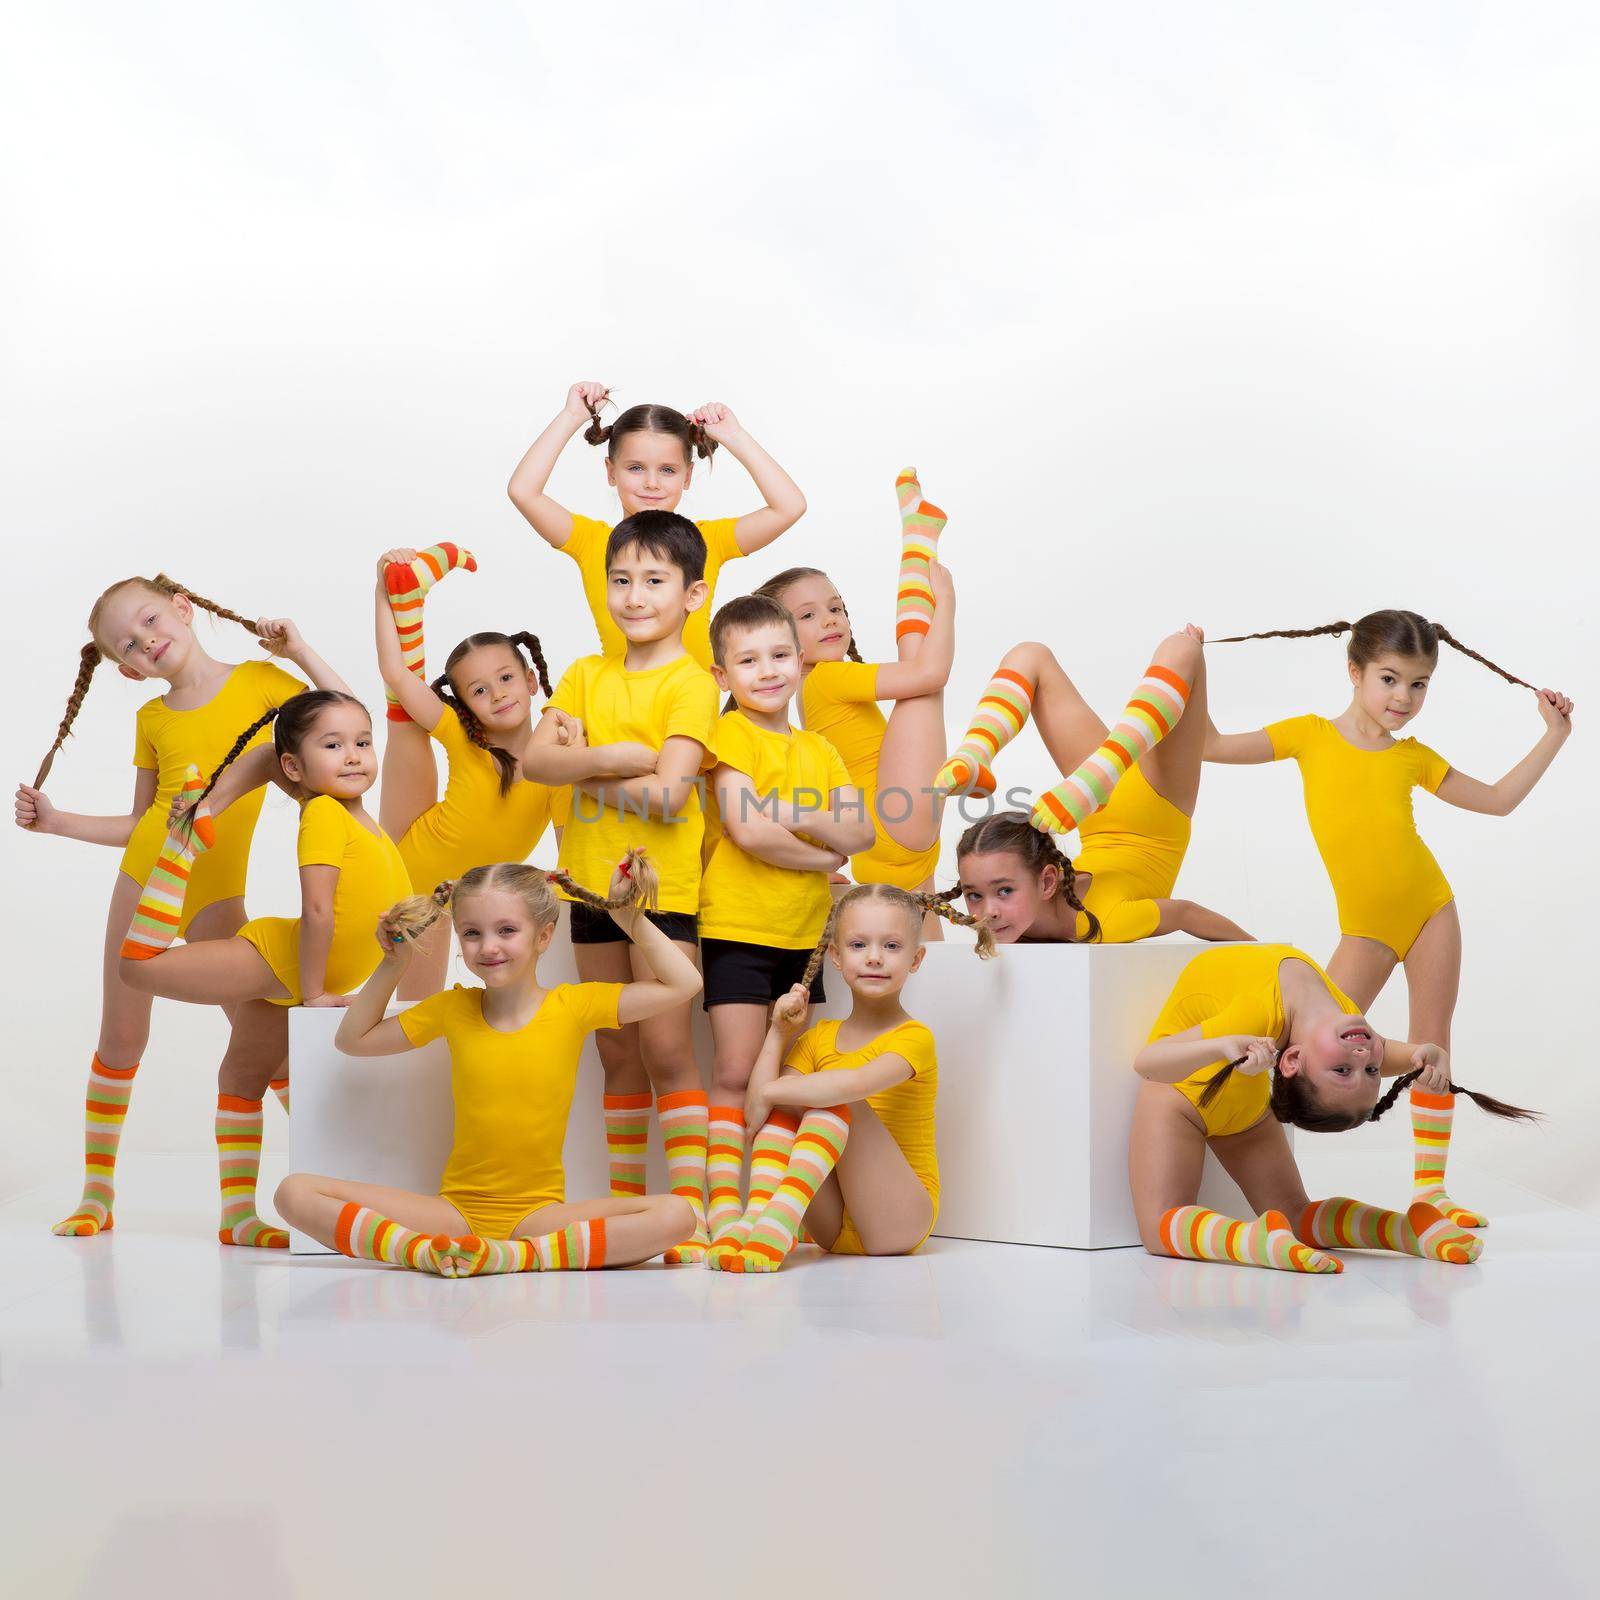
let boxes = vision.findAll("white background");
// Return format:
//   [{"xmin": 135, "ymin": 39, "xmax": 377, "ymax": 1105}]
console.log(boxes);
[{"xmin": 4, "ymin": 3, "xmax": 1594, "ymax": 1208}]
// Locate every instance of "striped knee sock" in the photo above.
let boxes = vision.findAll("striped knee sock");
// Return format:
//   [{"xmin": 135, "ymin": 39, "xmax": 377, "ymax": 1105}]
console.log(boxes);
[
  {"xmin": 733, "ymin": 1105, "xmax": 851, "ymax": 1273},
  {"xmin": 708, "ymin": 1110, "xmax": 799, "ymax": 1267},
  {"xmin": 434, "ymin": 1220, "xmax": 607, "ymax": 1278},
  {"xmin": 53, "ymin": 1055, "xmax": 139, "ymax": 1237},
  {"xmin": 893, "ymin": 467, "xmax": 947, "ymax": 642},
  {"xmin": 1032, "ymin": 665, "xmax": 1190, "ymax": 835},
  {"xmin": 334, "ymin": 1202, "xmax": 443, "ymax": 1273},
  {"xmin": 1410, "ymin": 1089, "xmax": 1487, "ymax": 1228},
  {"xmin": 216, "ymin": 1096, "xmax": 288, "ymax": 1249},
  {"xmin": 603, "ymin": 1091, "xmax": 652, "ymax": 1197},
  {"xmin": 935, "ymin": 666, "xmax": 1034, "ymax": 797},
  {"xmin": 659, "ymin": 1090, "xmax": 711, "ymax": 1265},
  {"xmin": 1299, "ymin": 1197, "xmax": 1481, "ymax": 1265},
  {"xmin": 269, "ymin": 1075, "xmax": 290, "ymax": 1116},
  {"xmin": 706, "ymin": 1103, "xmax": 747, "ymax": 1243},
  {"xmin": 121, "ymin": 766, "xmax": 215, "ymax": 959},
  {"xmin": 1158, "ymin": 1206, "xmax": 1342, "ymax": 1274},
  {"xmin": 383, "ymin": 541, "xmax": 477, "ymax": 722}
]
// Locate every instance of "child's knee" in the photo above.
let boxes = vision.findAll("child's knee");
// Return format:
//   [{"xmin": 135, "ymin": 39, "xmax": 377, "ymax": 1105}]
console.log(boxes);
[
  {"xmin": 1005, "ymin": 640, "xmax": 1055, "ymax": 676},
  {"xmin": 273, "ymin": 1173, "xmax": 309, "ymax": 1218},
  {"xmin": 661, "ymin": 1195, "xmax": 695, "ymax": 1240},
  {"xmin": 1157, "ymin": 630, "xmax": 1203, "ymax": 678}
]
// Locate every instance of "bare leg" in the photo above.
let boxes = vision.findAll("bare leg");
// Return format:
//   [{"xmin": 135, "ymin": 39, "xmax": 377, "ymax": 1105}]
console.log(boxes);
[
  {"xmin": 576, "ymin": 942, "xmax": 649, "ymax": 1098},
  {"xmin": 1137, "ymin": 630, "xmax": 1207, "ymax": 817},
  {"xmin": 1325, "ymin": 935, "xmax": 1400, "ymax": 1012},
  {"xmin": 378, "ymin": 721, "xmax": 440, "ymax": 845},
  {"xmin": 119, "ymin": 936, "xmax": 290, "ymax": 1006},
  {"xmin": 999, "ymin": 640, "xmax": 1108, "ymax": 781},
  {"xmin": 513, "ymin": 1193, "xmax": 696, "ymax": 1266},
  {"xmin": 217, "ymin": 999, "xmax": 290, "ymax": 1101},
  {"xmin": 275, "ymin": 1172, "xmax": 470, "ymax": 1249},
  {"xmin": 1127, "ymin": 1081, "xmax": 1210, "ymax": 1253},
  {"xmin": 803, "ymin": 1100, "xmax": 932, "ymax": 1256},
  {"xmin": 632, "ymin": 939, "xmax": 703, "ymax": 1098},
  {"xmin": 709, "ymin": 1002, "xmax": 775, "ymax": 1101},
  {"xmin": 876, "ymin": 565, "xmax": 955, "ymax": 854},
  {"xmin": 1207, "ymin": 1115, "xmax": 1313, "ymax": 1219}
]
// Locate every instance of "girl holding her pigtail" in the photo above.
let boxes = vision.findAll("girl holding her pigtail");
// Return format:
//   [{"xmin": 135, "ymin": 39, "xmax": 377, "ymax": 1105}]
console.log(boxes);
[
  {"xmin": 1129, "ymin": 944, "xmax": 1536, "ymax": 1276},
  {"xmin": 1205, "ymin": 609, "xmax": 1573, "ymax": 1228},
  {"xmin": 372, "ymin": 547, "xmax": 572, "ymax": 998},
  {"xmin": 506, "ymin": 381, "xmax": 807, "ymax": 670},
  {"xmin": 709, "ymin": 884, "xmax": 992, "ymax": 1274},
  {"xmin": 15, "ymin": 574, "xmax": 346, "ymax": 1241},
  {"xmin": 274, "ymin": 852, "xmax": 702, "ymax": 1277}
]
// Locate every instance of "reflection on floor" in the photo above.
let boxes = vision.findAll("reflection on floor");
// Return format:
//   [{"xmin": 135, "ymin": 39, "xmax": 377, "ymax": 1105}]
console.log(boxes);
[{"xmin": 2, "ymin": 1152, "xmax": 1594, "ymax": 1599}]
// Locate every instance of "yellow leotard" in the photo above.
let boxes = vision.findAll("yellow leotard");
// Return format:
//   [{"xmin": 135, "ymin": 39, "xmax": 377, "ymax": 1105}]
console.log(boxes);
[
  {"xmin": 1267, "ymin": 714, "xmax": 1453, "ymax": 959},
  {"xmin": 398, "ymin": 980, "xmax": 624, "ymax": 1239},
  {"xmin": 798, "ymin": 661, "xmax": 941, "ymax": 892},
  {"xmin": 239, "ymin": 797, "xmax": 412, "ymax": 1004},
  {"xmin": 549, "ymin": 652, "xmax": 719, "ymax": 916},
  {"xmin": 1147, "ymin": 943, "xmax": 1361, "ymax": 1137},
  {"xmin": 396, "ymin": 706, "xmax": 568, "ymax": 893},
  {"xmin": 1072, "ymin": 762, "xmax": 1192, "ymax": 944},
  {"xmin": 785, "ymin": 1016, "xmax": 939, "ymax": 1253},
  {"xmin": 562, "ymin": 514, "xmax": 741, "ymax": 672},
  {"xmin": 700, "ymin": 710, "xmax": 853, "ymax": 948},
  {"xmin": 123, "ymin": 660, "xmax": 305, "ymax": 933}
]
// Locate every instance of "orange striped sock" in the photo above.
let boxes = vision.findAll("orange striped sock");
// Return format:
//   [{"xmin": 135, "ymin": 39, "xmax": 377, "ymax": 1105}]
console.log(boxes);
[
  {"xmin": 893, "ymin": 467, "xmax": 947, "ymax": 642},
  {"xmin": 383, "ymin": 541, "xmax": 477, "ymax": 722},
  {"xmin": 216, "ymin": 1095, "xmax": 288, "ymax": 1248},
  {"xmin": 708, "ymin": 1109, "xmax": 799, "ymax": 1268},
  {"xmin": 269, "ymin": 1075, "xmax": 290, "ymax": 1116},
  {"xmin": 1158, "ymin": 1206, "xmax": 1342, "ymax": 1274},
  {"xmin": 603, "ymin": 1091, "xmax": 652, "ymax": 1197},
  {"xmin": 732, "ymin": 1105, "xmax": 851, "ymax": 1273},
  {"xmin": 53, "ymin": 1055, "xmax": 138, "ymax": 1237},
  {"xmin": 1410, "ymin": 1089, "xmax": 1487, "ymax": 1228},
  {"xmin": 935, "ymin": 666, "xmax": 1034, "ymax": 797},
  {"xmin": 434, "ymin": 1220, "xmax": 607, "ymax": 1278},
  {"xmin": 121, "ymin": 765, "xmax": 215, "ymax": 959},
  {"xmin": 1031, "ymin": 665, "xmax": 1190, "ymax": 835},
  {"xmin": 334, "ymin": 1202, "xmax": 443, "ymax": 1273},
  {"xmin": 1298, "ymin": 1197, "xmax": 1481, "ymax": 1264},
  {"xmin": 659, "ymin": 1089, "xmax": 710, "ymax": 1265},
  {"xmin": 706, "ymin": 1103, "xmax": 746, "ymax": 1243}
]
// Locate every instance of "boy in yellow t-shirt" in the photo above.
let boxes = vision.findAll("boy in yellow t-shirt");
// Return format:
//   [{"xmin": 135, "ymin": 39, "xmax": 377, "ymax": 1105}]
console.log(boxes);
[
  {"xmin": 524, "ymin": 508, "xmax": 722, "ymax": 1261},
  {"xmin": 698, "ymin": 596, "xmax": 874, "ymax": 1242}
]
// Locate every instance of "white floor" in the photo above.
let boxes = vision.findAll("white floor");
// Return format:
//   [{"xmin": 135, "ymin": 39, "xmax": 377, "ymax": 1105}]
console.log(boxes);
[{"xmin": 2, "ymin": 1153, "xmax": 1596, "ymax": 1600}]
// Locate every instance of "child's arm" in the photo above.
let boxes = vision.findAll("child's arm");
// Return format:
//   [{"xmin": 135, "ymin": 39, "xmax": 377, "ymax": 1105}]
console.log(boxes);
[
  {"xmin": 574, "ymin": 735, "xmax": 707, "ymax": 820},
  {"xmin": 762, "ymin": 1054, "xmax": 912, "ymax": 1111},
  {"xmin": 1434, "ymin": 689, "xmax": 1574, "ymax": 816},
  {"xmin": 257, "ymin": 617, "xmax": 353, "ymax": 696},
  {"xmin": 296, "ymin": 864, "xmax": 343, "ymax": 1007},
  {"xmin": 688, "ymin": 403, "xmax": 807, "ymax": 556},
  {"xmin": 742, "ymin": 986, "xmax": 814, "ymax": 1127},
  {"xmin": 1151, "ymin": 900, "xmax": 1255, "ymax": 942},
  {"xmin": 859, "ymin": 562, "xmax": 956, "ymax": 701},
  {"xmin": 522, "ymin": 709, "xmax": 659, "ymax": 786},
  {"xmin": 15, "ymin": 766, "xmax": 157, "ymax": 848},
  {"xmin": 1202, "ymin": 711, "xmax": 1275, "ymax": 764},
  {"xmin": 371, "ymin": 555, "xmax": 446, "ymax": 731},
  {"xmin": 1133, "ymin": 1028, "xmax": 1274, "ymax": 1084},
  {"xmin": 1382, "ymin": 1039, "xmax": 1450, "ymax": 1088},
  {"xmin": 506, "ymin": 382, "xmax": 608, "ymax": 549},
  {"xmin": 714, "ymin": 765, "xmax": 846, "ymax": 872},
  {"xmin": 334, "ymin": 919, "xmax": 421, "ymax": 1055},
  {"xmin": 613, "ymin": 894, "xmax": 704, "ymax": 1024},
  {"xmin": 768, "ymin": 784, "xmax": 876, "ymax": 856}
]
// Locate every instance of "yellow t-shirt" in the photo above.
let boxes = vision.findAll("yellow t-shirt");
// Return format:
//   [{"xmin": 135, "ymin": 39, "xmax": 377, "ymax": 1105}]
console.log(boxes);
[
  {"xmin": 786, "ymin": 1017, "xmax": 939, "ymax": 1211},
  {"xmin": 563, "ymin": 513, "xmax": 742, "ymax": 671},
  {"xmin": 239, "ymin": 797, "xmax": 413, "ymax": 1004},
  {"xmin": 700, "ymin": 710, "xmax": 853, "ymax": 948},
  {"xmin": 550, "ymin": 652, "xmax": 719, "ymax": 915},
  {"xmin": 396, "ymin": 706, "xmax": 566, "ymax": 891},
  {"xmin": 399, "ymin": 981, "xmax": 624, "ymax": 1234},
  {"xmin": 123, "ymin": 660, "xmax": 306, "ymax": 924},
  {"xmin": 1147, "ymin": 944, "xmax": 1361, "ymax": 1137}
]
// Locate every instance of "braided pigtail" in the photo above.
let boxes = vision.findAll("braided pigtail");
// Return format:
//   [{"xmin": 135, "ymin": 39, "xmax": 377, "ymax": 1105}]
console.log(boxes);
[
  {"xmin": 685, "ymin": 419, "xmax": 719, "ymax": 462},
  {"xmin": 547, "ymin": 847, "xmax": 661, "ymax": 915},
  {"xmin": 1269, "ymin": 1064, "xmax": 1541, "ymax": 1132},
  {"xmin": 180, "ymin": 706, "xmax": 281, "ymax": 837},
  {"xmin": 150, "ymin": 575, "xmax": 261, "ymax": 637},
  {"xmin": 912, "ymin": 892, "xmax": 998, "ymax": 958},
  {"xmin": 582, "ymin": 392, "xmax": 614, "ymax": 447},
  {"xmin": 798, "ymin": 893, "xmax": 849, "ymax": 992},
  {"xmin": 507, "ymin": 630, "xmax": 554, "ymax": 699},
  {"xmin": 34, "ymin": 642, "xmax": 103, "ymax": 788},
  {"xmin": 383, "ymin": 880, "xmax": 457, "ymax": 948},
  {"xmin": 1212, "ymin": 621, "xmax": 1354, "ymax": 645},
  {"xmin": 1430, "ymin": 625, "xmax": 1536, "ymax": 691},
  {"xmin": 1197, "ymin": 1056, "xmax": 1247, "ymax": 1111},
  {"xmin": 430, "ymin": 668, "xmax": 519, "ymax": 798}
]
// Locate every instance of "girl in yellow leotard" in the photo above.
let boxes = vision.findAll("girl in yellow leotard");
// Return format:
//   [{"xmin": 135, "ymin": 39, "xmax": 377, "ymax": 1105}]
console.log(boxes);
[
  {"xmin": 14, "ymin": 574, "xmax": 347, "ymax": 1240},
  {"xmin": 1206, "ymin": 610, "xmax": 1573, "ymax": 1228},
  {"xmin": 274, "ymin": 854, "xmax": 700, "ymax": 1277},
  {"xmin": 116, "ymin": 691, "xmax": 411, "ymax": 1246},
  {"xmin": 755, "ymin": 468, "xmax": 959, "ymax": 924},
  {"xmin": 507, "ymin": 383, "xmax": 806, "ymax": 670},
  {"xmin": 372, "ymin": 546, "xmax": 569, "ymax": 999},
  {"xmin": 941, "ymin": 627, "xmax": 1250, "ymax": 945},
  {"xmin": 1129, "ymin": 944, "xmax": 1535, "ymax": 1276}
]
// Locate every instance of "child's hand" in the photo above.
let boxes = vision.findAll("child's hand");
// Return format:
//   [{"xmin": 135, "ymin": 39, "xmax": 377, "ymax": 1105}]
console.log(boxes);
[
  {"xmin": 14, "ymin": 784, "xmax": 54, "ymax": 833},
  {"xmin": 1223, "ymin": 1036, "xmax": 1279, "ymax": 1075},
  {"xmin": 302, "ymin": 993, "xmax": 352, "ymax": 1009},
  {"xmin": 257, "ymin": 618, "xmax": 305, "ymax": 659},
  {"xmin": 375, "ymin": 911, "xmax": 416, "ymax": 964},
  {"xmin": 929, "ymin": 560, "xmax": 955, "ymax": 603},
  {"xmin": 599, "ymin": 742, "xmax": 660, "ymax": 778},
  {"xmin": 377, "ymin": 548, "xmax": 419, "ymax": 581},
  {"xmin": 1536, "ymin": 688, "xmax": 1574, "ymax": 739},
  {"xmin": 607, "ymin": 856, "xmax": 642, "ymax": 906},
  {"xmin": 744, "ymin": 1078, "xmax": 775, "ymax": 1135},
  {"xmin": 1409, "ymin": 1043, "xmax": 1451, "ymax": 1093},
  {"xmin": 547, "ymin": 709, "xmax": 587, "ymax": 749},
  {"xmin": 565, "ymin": 381, "xmax": 610, "ymax": 421},
  {"xmin": 1184, "ymin": 623, "xmax": 1206, "ymax": 644},
  {"xmin": 771, "ymin": 983, "xmax": 810, "ymax": 1034},
  {"xmin": 167, "ymin": 788, "xmax": 200, "ymax": 830},
  {"xmin": 687, "ymin": 401, "xmax": 740, "ymax": 443}
]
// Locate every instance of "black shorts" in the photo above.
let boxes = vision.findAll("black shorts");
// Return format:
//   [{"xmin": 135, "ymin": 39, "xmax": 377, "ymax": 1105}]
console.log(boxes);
[
  {"xmin": 567, "ymin": 900, "xmax": 699, "ymax": 947},
  {"xmin": 701, "ymin": 937, "xmax": 826, "ymax": 1010}
]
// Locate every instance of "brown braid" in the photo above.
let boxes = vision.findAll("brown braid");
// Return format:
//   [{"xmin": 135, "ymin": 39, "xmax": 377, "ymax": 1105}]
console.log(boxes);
[
  {"xmin": 149, "ymin": 575, "xmax": 262, "ymax": 637},
  {"xmin": 950, "ymin": 812, "xmax": 1102, "ymax": 943},
  {"xmin": 1212, "ymin": 622, "xmax": 1354, "ymax": 644},
  {"xmin": 433, "ymin": 630, "xmax": 554, "ymax": 797},
  {"xmin": 753, "ymin": 567, "xmax": 866, "ymax": 663},
  {"xmin": 797, "ymin": 882, "xmax": 995, "ymax": 993},
  {"xmin": 1430, "ymin": 624, "xmax": 1536, "ymax": 690},
  {"xmin": 34, "ymin": 643, "xmax": 102, "ymax": 788},
  {"xmin": 546, "ymin": 847, "xmax": 661, "ymax": 913}
]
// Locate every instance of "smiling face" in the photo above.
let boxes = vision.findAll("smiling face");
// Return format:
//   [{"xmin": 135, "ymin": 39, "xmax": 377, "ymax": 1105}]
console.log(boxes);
[
  {"xmin": 279, "ymin": 701, "xmax": 377, "ymax": 799},
  {"xmin": 1349, "ymin": 650, "xmax": 1433, "ymax": 732},
  {"xmin": 775, "ymin": 573, "xmax": 852, "ymax": 664},
  {"xmin": 449, "ymin": 643, "xmax": 536, "ymax": 735},
  {"xmin": 1280, "ymin": 1012, "xmax": 1386, "ymax": 1118},
  {"xmin": 605, "ymin": 538, "xmax": 706, "ymax": 644},
  {"xmin": 830, "ymin": 898, "xmax": 925, "ymax": 999},
  {"xmin": 604, "ymin": 428, "xmax": 692, "ymax": 515},
  {"xmin": 452, "ymin": 888, "xmax": 555, "ymax": 987},
  {"xmin": 713, "ymin": 619, "xmax": 802, "ymax": 717},
  {"xmin": 94, "ymin": 583, "xmax": 197, "ymax": 682},
  {"xmin": 957, "ymin": 849, "xmax": 1057, "ymax": 944}
]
